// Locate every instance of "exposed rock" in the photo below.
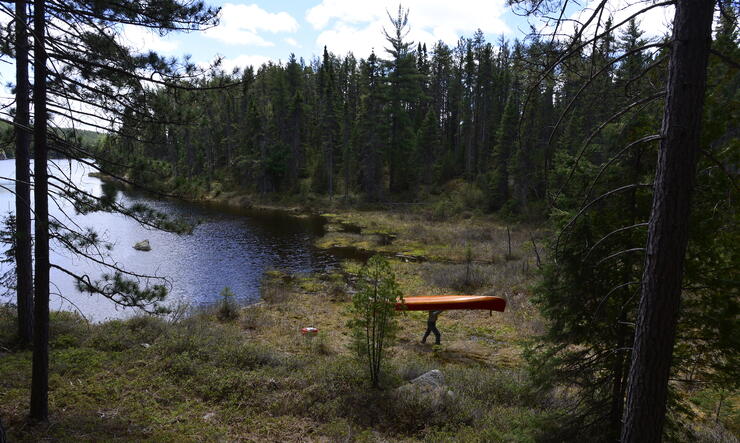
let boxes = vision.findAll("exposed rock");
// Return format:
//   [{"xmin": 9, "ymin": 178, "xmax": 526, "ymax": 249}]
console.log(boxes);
[
  {"xmin": 394, "ymin": 370, "xmax": 455, "ymax": 409},
  {"xmin": 410, "ymin": 369, "xmax": 445, "ymax": 388},
  {"xmin": 133, "ymin": 240, "xmax": 151, "ymax": 251},
  {"xmin": 202, "ymin": 412, "xmax": 216, "ymax": 421}
]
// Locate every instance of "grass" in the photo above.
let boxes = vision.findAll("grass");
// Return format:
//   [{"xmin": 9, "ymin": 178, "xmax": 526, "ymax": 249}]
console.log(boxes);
[
  {"xmin": 1, "ymin": 203, "xmax": 735, "ymax": 441},
  {"xmin": 0, "ymin": 246, "xmax": 552, "ymax": 442},
  {"xmin": 317, "ymin": 209, "xmax": 543, "ymax": 265}
]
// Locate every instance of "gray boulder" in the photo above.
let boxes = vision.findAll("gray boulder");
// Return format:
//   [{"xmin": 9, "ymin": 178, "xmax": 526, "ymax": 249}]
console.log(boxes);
[
  {"xmin": 410, "ymin": 369, "xmax": 446, "ymax": 388},
  {"xmin": 133, "ymin": 240, "xmax": 151, "ymax": 251},
  {"xmin": 395, "ymin": 370, "xmax": 455, "ymax": 410}
]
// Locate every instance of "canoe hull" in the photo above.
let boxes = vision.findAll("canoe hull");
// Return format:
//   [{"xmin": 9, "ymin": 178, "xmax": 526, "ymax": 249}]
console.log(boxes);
[{"xmin": 396, "ymin": 295, "xmax": 506, "ymax": 312}]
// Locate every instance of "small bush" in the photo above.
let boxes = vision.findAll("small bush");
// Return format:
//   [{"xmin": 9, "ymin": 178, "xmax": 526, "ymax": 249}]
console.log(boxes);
[
  {"xmin": 86, "ymin": 315, "xmax": 166, "ymax": 351},
  {"xmin": 348, "ymin": 255, "xmax": 403, "ymax": 387},
  {"xmin": 0, "ymin": 304, "xmax": 16, "ymax": 347},
  {"xmin": 396, "ymin": 357, "xmax": 434, "ymax": 382},
  {"xmin": 389, "ymin": 382, "xmax": 476, "ymax": 432},
  {"xmin": 156, "ymin": 316, "xmax": 288, "ymax": 372},
  {"xmin": 49, "ymin": 310, "xmax": 89, "ymax": 348},
  {"xmin": 311, "ymin": 331, "xmax": 333, "ymax": 355},
  {"xmin": 217, "ymin": 287, "xmax": 239, "ymax": 322}
]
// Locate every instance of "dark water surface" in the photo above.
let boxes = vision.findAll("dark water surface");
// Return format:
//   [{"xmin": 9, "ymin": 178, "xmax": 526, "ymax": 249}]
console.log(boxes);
[{"xmin": 0, "ymin": 159, "xmax": 337, "ymax": 321}]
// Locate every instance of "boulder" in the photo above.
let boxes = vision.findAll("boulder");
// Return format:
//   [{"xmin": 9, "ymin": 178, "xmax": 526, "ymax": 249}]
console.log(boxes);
[
  {"xmin": 410, "ymin": 369, "xmax": 445, "ymax": 388},
  {"xmin": 133, "ymin": 240, "xmax": 151, "ymax": 251},
  {"xmin": 394, "ymin": 370, "xmax": 455, "ymax": 410}
]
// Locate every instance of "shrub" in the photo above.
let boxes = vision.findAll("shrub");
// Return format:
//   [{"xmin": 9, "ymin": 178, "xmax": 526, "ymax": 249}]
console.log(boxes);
[
  {"xmin": 86, "ymin": 315, "xmax": 166, "ymax": 351},
  {"xmin": 216, "ymin": 287, "xmax": 239, "ymax": 322},
  {"xmin": 49, "ymin": 310, "xmax": 89, "ymax": 348},
  {"xmin": 240, "ymin": 305, "xmax": 271, "ymax": 330},
  {"xmin": 348, "ymin": 255, "xmax": 403, "ymax": 387}
]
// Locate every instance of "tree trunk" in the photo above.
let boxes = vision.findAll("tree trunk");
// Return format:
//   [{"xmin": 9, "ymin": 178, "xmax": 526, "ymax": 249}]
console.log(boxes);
[
  {"xmin": 620, "ymin": 1, "xmax": 715, "ymax": 441},
  {"xmin": 30, "ymin": 0, "xmax": 50, "ymax": 423},
  {"xmin": 14, "ymin": 0, "xmax": 33, "ymax": 346}
]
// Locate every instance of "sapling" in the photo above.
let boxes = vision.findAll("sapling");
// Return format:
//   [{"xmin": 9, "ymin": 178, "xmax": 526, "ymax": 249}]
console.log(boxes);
[{"xmin": 348, "ymin": 255, "xmax": 403, "ymax": 387}]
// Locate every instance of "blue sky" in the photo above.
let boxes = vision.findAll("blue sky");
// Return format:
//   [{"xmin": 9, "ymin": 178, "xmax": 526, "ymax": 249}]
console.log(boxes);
[
  {"xmin": 0, "ymin": 0, "xmax": 675, "ymax": 114},
  {"xmin": 120, "ymin": 0, "xmax": 534, "ymax": 71},
  {"xmin": 136, "ymin": 0, "xmax": 670, "ymax": 72}
]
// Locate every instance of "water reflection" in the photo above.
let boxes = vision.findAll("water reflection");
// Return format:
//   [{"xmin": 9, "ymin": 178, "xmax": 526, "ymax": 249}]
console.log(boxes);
[{"xmin": 0, "ymin": 159, "xmax": 337, "ymax": 321}]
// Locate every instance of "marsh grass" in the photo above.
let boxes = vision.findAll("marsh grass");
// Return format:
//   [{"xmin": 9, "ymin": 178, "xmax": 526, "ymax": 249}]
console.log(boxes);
[{"xmin": 0, "ymin": 262, "xmax": 725, "ymax": 441}]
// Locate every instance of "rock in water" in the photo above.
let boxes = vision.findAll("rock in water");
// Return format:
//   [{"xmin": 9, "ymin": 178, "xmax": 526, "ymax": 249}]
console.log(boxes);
[{"xmin": 133, "ymin": 240, "xmax": 151, "ymax": 251}]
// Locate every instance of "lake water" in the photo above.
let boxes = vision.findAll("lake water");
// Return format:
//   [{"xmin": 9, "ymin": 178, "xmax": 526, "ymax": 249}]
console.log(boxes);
[{"xmin": 0, "ymin": 159, "xmax": 338, "ymax": 321}]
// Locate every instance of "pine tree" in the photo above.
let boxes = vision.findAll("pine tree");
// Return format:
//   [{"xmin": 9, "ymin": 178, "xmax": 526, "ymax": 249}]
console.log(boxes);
[
  {"xmin": 383, "ymin": 5, "xmax": 420, "ymax": 193},
  {"xmin": 487, "ymin": 90, "xmax": 518, "ymax": 210}
]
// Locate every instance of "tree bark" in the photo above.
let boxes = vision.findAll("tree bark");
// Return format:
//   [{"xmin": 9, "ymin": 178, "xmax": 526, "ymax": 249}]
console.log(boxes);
[
  {"xmin": 30, "ymin": 0, "xmax": 50, "ymax": 423},
  {"xmin": 14, "ymin": 0, "xmax": 33, "ymax": 346},
  {"xmin": 621, "ymin": 1, "xmax": 715, "ymax": 441}
]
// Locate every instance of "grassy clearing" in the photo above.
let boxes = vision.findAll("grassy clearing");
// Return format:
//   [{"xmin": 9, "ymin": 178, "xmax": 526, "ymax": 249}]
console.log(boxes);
[
  {"xmin": 318, "ymin": 209, "xmax": 544, "ymax": 265},
  {"xmin": 0, "ymin": 280, "xmax": 549, "ymax": 441},
  {"xmin": 1, "ymin": 205, "xmax": 734, "ymax": 441}
]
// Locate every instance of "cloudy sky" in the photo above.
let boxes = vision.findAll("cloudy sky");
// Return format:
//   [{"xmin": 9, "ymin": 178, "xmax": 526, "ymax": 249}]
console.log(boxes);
[
  {"xmin": 119, "ymin": 0, "xmax": 674, "ymax": 73},
  {"xmin": 0, "ymin": 0, "xmax": 675, "ymax": 103},
  {"xmin": 123, "ymin": 0, "xmax": 525, "ymax": 72}
]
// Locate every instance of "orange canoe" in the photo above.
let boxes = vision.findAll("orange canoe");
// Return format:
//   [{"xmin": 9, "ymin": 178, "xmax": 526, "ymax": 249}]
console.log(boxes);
[{"xmin": 396, "ymin": 295, "xmax": 506, "ymax": 312}]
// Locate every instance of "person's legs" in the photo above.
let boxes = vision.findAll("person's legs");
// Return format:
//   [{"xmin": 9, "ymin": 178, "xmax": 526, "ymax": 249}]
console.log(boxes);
[
  {"xmin": 431, "ymin": 323, "xmax": 441, "ymax": 344},
  {"xmin": 422, "ymin": 322, "xmax": 432, "ymax": 343}
]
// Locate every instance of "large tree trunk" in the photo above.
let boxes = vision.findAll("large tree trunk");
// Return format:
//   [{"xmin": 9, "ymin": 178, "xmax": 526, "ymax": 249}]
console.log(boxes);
[
  {"xmin": 30, "ymin": 0, "xmax": 50, "ymax": 423},
  {"xmin": 14, "ymin": 0, "xmax": 33, "ymax": 346},
  {"xmin": 620, "ymin": 1, "xmax": 715, "ymax": 441}
]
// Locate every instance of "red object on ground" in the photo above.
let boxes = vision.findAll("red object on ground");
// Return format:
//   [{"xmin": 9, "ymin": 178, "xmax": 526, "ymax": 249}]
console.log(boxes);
[
  {"xmin": 396, "ymin": 295, "xmax": 506, "ymax": 312},
  {"xmin": 301, "ymin": 327, "xmax": 319, "ymax": 336}
]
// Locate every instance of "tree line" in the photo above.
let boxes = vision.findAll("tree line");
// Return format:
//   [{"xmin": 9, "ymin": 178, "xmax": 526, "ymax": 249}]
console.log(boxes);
[{"xmin": 104, "ymin": 7, "xmax": 583, "ymax": 217}]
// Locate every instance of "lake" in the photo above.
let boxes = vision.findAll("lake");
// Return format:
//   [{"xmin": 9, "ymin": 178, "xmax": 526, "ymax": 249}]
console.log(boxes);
[{"xmin": 0, "ymin": 159, "xmax": 338, "ymax": 321}]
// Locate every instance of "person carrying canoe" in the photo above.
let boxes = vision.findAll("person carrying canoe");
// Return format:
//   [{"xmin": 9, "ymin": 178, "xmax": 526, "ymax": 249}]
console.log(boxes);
[{"xmin": 421, "ymin": 310, "xmax": 443, "ymax": 345}]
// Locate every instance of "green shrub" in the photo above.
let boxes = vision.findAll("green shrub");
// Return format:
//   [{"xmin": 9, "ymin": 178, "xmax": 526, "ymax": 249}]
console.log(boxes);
[
  {"xmin": 348, "ymin": 255, "xmax": 403, "ymax": 387},
  {"xmin": 49, "ymin": 311, "xmax": 89, "ymax": 348},
  {"xmin": 260, "ymin": 278, "xmax": 290, "ymax": 304},
  {"xmin": 86, "ymin": 315, "xmax": 166, "ymax": 351},
  {"xmin": 217, "ymin": 287, "xmax": 239, "ymax": 322}
]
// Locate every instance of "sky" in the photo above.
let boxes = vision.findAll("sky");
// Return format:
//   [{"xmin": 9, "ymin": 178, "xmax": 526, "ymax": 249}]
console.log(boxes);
[
  {"xmin": 122, "ymin": 0, "xmax": 528, "ymax": 72},
  {"xmin": 114, "ymin": 0, "xmax": 674, "ymax": 73},
  {"xmin": 0, "ymin": 0, "xmax": 676, "ymax": 120}
]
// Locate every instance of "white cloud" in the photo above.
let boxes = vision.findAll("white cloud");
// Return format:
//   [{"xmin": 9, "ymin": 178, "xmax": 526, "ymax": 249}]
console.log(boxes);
[
  {"xmin": 284, "ymin": 37, "xmax": 301, "ymax": 47},
  {"xmin": 537, "ymin": 0, "xmax": 674, "ymax": 43},
  {"xmin": 204, "ymin": 3, "xmax": 299, "ymax": 46},
  {"xmin": 120, "ymin": 25, "xmax": 180, "ymax": 54},
  {"xmin": 306, "ymin": 0, "xmax": 510, "ymax": 57}
]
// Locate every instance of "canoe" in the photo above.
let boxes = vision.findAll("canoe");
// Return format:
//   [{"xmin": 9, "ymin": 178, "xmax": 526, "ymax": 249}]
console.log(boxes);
[{"xmin": 396, "ymin": 295, "xmax": 506, "ymax": 312}]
